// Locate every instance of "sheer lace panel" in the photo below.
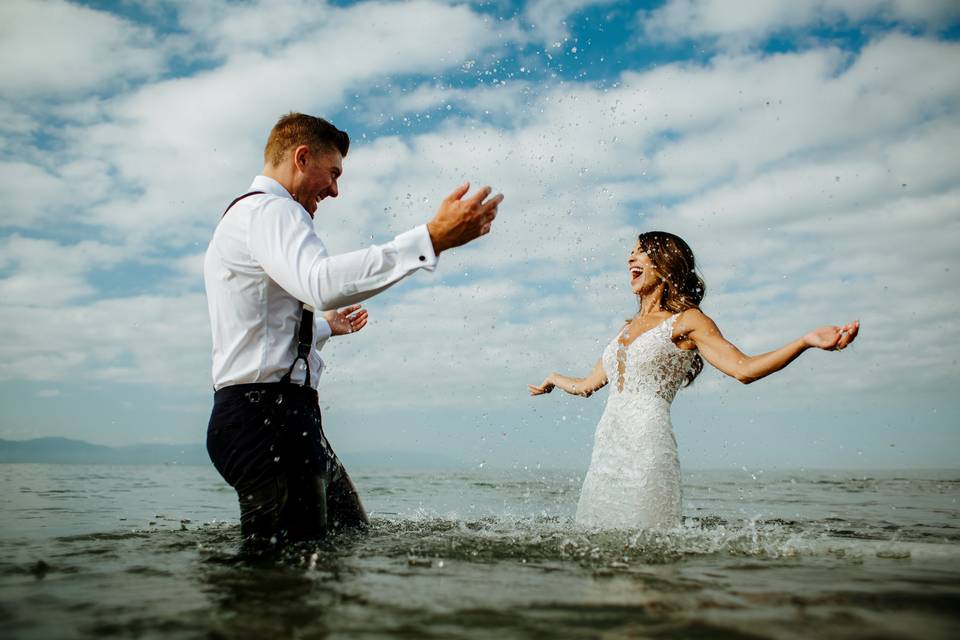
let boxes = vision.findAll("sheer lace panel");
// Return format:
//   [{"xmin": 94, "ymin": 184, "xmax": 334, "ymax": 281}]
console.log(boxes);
[{"xmin": 603, "ymin": 315, "xmax": 695, "ymax": 403}]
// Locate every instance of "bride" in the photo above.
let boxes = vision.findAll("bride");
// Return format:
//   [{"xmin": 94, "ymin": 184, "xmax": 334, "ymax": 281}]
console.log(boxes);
[{"xmin": 528, "ymin": 231, "xmax": 859, "ymax": 530}]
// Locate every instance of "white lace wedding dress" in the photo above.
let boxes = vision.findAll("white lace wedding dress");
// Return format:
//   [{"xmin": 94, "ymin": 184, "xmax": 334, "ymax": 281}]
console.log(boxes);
[{"xmin": 575, "ymin": 314, "xmax": 697, "ymax": 530}]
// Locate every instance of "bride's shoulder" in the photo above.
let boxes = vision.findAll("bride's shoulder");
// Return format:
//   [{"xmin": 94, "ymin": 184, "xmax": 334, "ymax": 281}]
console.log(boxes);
[{"xmin": 673, "ymin": 307, "xmax": 713, "ymax": 334}]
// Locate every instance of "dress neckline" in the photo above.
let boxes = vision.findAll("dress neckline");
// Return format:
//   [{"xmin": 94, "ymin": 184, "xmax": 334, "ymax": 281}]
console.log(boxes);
[{"xmin": 617, "ymin": 314, "xmax": 676, "ymax": 350}]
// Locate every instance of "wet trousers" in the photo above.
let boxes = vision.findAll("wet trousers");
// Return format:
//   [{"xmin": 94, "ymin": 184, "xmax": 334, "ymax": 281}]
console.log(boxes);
[{"xmin": 206, "ymin": 383, "xmax": 368, "ymax": 546}]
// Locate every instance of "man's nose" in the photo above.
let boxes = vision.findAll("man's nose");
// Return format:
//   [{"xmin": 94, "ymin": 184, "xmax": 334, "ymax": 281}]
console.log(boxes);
[{"xmin": 329, "ymin": 180, "xmax": 339, "ymax": 198}]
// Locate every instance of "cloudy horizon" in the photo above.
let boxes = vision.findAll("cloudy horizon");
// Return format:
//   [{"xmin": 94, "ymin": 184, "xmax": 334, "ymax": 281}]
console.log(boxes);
[{"xmin": 1, "ymin": 0, "xmax": 958, "ymax": 470}]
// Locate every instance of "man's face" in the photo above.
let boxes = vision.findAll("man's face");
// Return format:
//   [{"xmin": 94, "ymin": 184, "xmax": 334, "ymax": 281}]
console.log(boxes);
[{"xmin": 296, "ymin": 147, "xmax": 342, "ymax": 216}]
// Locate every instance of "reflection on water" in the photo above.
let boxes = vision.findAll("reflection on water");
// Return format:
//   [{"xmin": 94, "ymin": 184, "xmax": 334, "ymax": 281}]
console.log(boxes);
[{"xmin": 1, "ymin": 465, "xmax": 959, "ymax": 639}]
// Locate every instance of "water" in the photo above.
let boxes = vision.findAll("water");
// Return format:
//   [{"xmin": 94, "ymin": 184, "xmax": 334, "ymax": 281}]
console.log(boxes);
[{"xmin": 1, "ymin": 464, "xmax": 958, "ymax": 639}]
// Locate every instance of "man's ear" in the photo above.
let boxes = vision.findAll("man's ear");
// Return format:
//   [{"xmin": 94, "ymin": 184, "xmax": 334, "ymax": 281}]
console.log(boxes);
[{"xmin": 293, "ymin": 144, "xmax": 310, "ymax": 171}]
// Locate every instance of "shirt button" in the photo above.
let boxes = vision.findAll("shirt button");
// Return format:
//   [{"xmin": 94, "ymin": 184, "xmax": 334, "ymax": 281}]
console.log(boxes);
[{"xmin": 418, "ymin": 255, "xmax": 426, "ymax": 261}]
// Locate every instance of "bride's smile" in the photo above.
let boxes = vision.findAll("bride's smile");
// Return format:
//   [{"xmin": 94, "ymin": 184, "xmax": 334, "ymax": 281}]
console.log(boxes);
[{"xmin": 628, "ymin": 244, "xmax": 660, "ymax": 296}]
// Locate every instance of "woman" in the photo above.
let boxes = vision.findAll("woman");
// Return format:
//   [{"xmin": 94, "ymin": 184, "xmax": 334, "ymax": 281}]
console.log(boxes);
[{"xmin": 528, "ymin": 232, "xmax": 859, "ymax": 530}]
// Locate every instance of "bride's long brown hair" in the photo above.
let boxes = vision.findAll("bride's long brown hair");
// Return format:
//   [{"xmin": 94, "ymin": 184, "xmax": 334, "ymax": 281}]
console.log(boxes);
[{"xmin": 637, "ymin": 231, "xmax": 705, "ymax": 386}]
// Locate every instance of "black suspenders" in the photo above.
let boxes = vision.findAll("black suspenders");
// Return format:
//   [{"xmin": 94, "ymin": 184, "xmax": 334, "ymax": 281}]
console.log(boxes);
[
  {"xmin": 222, "ymin": 191, "xmax": 264, "ymax": 216},
  {"xmin": 222, "ymin": 191, "xmax": 315, "ymax": 388},
  {"xmin": 280, "ymin": 306, "xmax": 314, "ymax": 388}
]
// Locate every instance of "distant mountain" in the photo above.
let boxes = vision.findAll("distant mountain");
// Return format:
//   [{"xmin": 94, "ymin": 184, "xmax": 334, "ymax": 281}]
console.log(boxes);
[
  {"xmin": 0, "ymin": 437, "xmax": 456, "ymax": 469},
  {"xmin": 0, "ymin": 437, "xmax": 208, "ymax": 465}
]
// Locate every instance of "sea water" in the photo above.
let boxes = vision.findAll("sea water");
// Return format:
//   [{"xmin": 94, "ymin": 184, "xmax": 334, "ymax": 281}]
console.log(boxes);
[{"xmin": 1, "ymin": 464, "xmax": 958, "ymax": 639}]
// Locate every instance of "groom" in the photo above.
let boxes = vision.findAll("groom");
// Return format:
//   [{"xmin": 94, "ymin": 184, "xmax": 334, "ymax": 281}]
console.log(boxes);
[{"xmin": 203, "ymin": 112, "xmax": 502, "ymax": 548}]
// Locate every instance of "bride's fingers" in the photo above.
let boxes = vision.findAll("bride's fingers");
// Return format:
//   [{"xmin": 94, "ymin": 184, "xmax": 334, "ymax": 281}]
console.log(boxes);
[
  {"xmin": 848, "ymin": 324, "xmax": 860, "ymax": 338},
  {"xmin": 839, "ymin": 320, "xmax": 860, "ymax": 347}
]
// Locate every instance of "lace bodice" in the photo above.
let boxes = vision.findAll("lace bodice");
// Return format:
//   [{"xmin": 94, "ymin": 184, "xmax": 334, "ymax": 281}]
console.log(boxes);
[{"xmin": 601, "ymin": 314, "xmax": 696, "ymax": 404}]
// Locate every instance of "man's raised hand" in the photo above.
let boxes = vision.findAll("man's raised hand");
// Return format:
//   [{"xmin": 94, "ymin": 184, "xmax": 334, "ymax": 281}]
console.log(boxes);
[{"xmin": 427, "ymin": 182, "xmax": 503, "ymax": 254}]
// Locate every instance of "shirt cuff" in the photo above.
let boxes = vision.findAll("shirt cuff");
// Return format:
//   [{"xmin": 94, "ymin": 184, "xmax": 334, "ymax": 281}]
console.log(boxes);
[
  {"xmin": 395, "ymin": 224, "xmax": 438, "ymax": 272},
  {"xmin": 314, "ymin": 315, "xmax": 333, "ymax": 343}
]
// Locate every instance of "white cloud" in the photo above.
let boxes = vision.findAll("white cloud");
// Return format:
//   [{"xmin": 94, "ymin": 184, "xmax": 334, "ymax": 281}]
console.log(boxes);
[
  {"xmin": 323, "ymin": 31, "xmax": 960, "ymax": 407},
  {"xmin": 0, "ymin": 104, "xmax": 38, "ymax": 140},
  {"xmin": 0, "ymin": 293, "xmax": 210, "ymax": 386},
  {"xmin": 0, "ymin": 163, "xmax": 72, "ymax": 227},
  {"xmin": 34, "ymin": 0, "xmax": 514, "ymax": 248},
  {"xmin": 318, "ymin": 277, "xmax": 621, "ymax": 410},
  {"xmin": 172, "ymin": 0, "xmax": 334, "ymax": 59},
  {"xmin": 639, "ymin": 0, "xmax": 960, "ymax": 47},
  {"xmin": 0, "ymin": 0, "xmax": 165, "ymax": 97},
  {"xmin": 0, "ymin": 1, "xmax": 957, "ymax": 464},
  {"xmin": 0, "ymin": 235, "xmax": 131, "ymax": 306},
  {"xmin": 524, "ymin": 0, "xmax": 618, "ymax": 46}
]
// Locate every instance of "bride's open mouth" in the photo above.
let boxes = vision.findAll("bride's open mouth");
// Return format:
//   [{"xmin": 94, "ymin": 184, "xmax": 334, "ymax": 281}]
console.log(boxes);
[{"xmin": 630, "ymin": 267, "xmax": 643, "ymax": 281}]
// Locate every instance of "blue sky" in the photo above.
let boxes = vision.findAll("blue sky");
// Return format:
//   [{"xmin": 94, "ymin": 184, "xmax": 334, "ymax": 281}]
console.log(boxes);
[{"xmin": 1, "ymin": 0, "xmax": 959, "ymax": 470}]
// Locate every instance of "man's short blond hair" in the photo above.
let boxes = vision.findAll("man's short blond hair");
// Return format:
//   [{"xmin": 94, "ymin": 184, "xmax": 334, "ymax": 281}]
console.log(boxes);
[{"xmin": 263, "ymin": 113, "xmax": 350, "ymax": 167}]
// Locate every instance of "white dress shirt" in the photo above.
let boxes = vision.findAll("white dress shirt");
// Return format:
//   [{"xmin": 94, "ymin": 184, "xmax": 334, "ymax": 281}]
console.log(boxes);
[{"xmin": 204, "ymin": 175, "xmax": 438, "ymax": 390}]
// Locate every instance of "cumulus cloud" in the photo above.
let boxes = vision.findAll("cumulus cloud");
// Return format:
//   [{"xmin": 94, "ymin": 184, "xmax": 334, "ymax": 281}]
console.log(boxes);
[
  {"xmin": 0, "ymin": 235, "xmax": 131, "ymax": 306},
  {"xmin": 524, "ymin": 0, "xmax": 618, "ymax": 46},
  {"xmin": 315, "ymin": 31, "xmax": 960, "ymax": 410},
  {"xmin": 49, "ymin": 0, "xmax": 512, "ymax": 245},
  {"xmin": 0, "ymin": 0, "xmax": 165, "ymax": 97},
  {"xmin": 0, "ymin": 293, "xmax": 210, "ymax": 386},
  {"xmin": 0, "ymin": 0, "xmax": 957, "ymax": 462},
  {"xmin": 639, "ymin": 0, "xmax": 960, "ymax": 47}
]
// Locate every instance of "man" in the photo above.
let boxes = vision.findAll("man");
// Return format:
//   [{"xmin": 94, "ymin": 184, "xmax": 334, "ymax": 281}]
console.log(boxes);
[{"xmin": 203, "ymin": 113, "xmax": 502, "ymax": 548}]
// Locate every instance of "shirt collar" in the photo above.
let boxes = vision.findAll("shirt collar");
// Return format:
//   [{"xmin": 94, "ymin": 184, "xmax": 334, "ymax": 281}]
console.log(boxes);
[{"xmin": 250, "ymin": 175, "xmax": 293, "ymax": 200}]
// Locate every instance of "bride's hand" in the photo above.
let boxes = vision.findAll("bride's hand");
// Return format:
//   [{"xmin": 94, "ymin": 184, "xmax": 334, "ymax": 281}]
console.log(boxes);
[
  {"xmin": 324, "ymin": 305, "xmax": 369, "ymax": 336},
  {"xmin": 528, "ymin": 376, "xmax": 556, "ymax": 396},
  {"xmin": 803, "ymin": 320, "xmax": 859, "ymax": 351}
]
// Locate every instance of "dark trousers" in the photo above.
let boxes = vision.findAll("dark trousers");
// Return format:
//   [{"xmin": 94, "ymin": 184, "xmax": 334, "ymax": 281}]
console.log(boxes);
[{"xmin": 206, "ymin": 382, "xmax": 368, "ymax": 547}]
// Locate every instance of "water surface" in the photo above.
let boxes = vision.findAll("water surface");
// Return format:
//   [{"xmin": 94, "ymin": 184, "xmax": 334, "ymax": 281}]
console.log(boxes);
[{"xmin": 1, "ymin": 464, "xmax": 958, "ymax": 639}]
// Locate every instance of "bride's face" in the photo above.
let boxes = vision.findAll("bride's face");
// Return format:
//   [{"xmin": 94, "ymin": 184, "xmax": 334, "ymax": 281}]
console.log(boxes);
[{"xmin": 627, "ymin": 241, "xmax": 661, "ymax": 296}]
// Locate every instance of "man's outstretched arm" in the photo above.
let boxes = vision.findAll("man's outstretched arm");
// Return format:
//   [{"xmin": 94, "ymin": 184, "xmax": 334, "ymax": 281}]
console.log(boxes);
[{"xmin": 249, "ymin": 183, "xmax": 503, "ymax": 311}]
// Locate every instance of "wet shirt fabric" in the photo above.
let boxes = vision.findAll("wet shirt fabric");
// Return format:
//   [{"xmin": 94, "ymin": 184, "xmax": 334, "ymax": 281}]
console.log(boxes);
[{"xmin": 203, "ymin": 174, "xmax": 438, "ymax": 390}]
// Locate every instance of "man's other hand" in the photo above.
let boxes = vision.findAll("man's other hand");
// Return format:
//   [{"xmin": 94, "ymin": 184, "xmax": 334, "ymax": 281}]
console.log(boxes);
[
  {"xmin": 426, "ymin": 182, "xmax": 503, "ymax": 254},
  {"xmin": 324, "ymin": 304, "xmax": 368, "ymax": 336}
]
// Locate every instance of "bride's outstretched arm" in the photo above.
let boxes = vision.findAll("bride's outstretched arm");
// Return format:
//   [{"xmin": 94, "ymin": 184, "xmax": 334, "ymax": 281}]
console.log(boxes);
[
  {"xmin": 677, "ymin": 309, "xmax": 859, "ymax": 384},
  {"xmin": 528, "ymin": 358, "xmax": 608, "ymax": 398}
]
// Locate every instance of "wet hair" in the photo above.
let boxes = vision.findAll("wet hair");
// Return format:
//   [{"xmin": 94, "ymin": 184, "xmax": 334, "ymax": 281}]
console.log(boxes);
[
  {"xmin": 263, "ymin": 112, "xmax": 349, "ymax": 167},
  {"xmin": 637, "ymin": 231, "xmax": 706, "ymax": 386}
]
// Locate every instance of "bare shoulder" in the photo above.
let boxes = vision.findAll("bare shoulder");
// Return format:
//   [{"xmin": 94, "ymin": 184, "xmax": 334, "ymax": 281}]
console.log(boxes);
[
  {"xmin": 674, "ymin": 308, "xmax": 719, "ymax": 346},
  {"xmin": 674, "ymin": 308, "xmax": 712, "ymax": 333}
]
